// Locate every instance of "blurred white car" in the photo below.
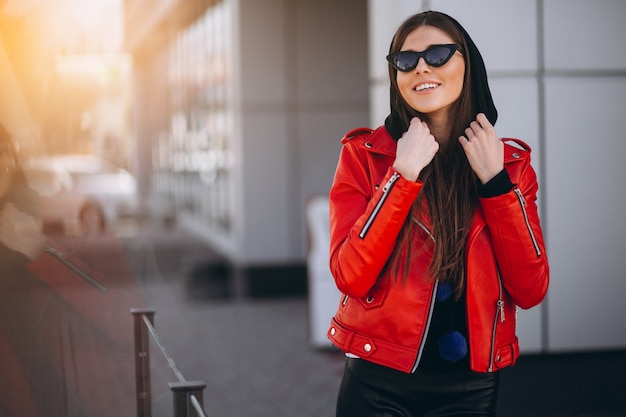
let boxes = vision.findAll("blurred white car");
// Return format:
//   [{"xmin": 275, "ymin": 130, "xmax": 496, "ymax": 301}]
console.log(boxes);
[{"xmin": 22, "ymin": 154, "xmax": 139, "ymax": 230}]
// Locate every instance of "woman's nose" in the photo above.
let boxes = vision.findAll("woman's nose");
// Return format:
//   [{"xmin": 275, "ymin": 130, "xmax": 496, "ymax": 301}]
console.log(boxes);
[{"xmin": 414, "ymin": 57, "xmax": 431, "ymax": 73}]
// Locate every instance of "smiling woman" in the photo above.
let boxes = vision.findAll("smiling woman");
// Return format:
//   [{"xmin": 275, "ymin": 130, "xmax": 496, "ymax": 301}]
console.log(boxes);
[{"xmin": 327, "ymin": 10, "xmax": 549, "ymax": 417}]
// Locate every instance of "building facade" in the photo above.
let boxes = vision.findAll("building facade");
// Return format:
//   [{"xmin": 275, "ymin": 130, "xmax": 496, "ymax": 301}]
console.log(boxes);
[{"xmin": 124, "ymin": 0, "xmax": 369, "ymax": 294}]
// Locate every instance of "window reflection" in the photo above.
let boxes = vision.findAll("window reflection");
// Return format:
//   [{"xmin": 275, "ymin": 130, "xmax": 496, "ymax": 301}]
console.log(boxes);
[{"xmin": 152, "ymin": 2, "xmax": 232, "ymax": 231}]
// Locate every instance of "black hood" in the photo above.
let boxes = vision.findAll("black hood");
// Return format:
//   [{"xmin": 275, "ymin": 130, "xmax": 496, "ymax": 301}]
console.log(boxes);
[{"xmin": 385, "ymin": 12, "xmax": 497, "ymax": 140}]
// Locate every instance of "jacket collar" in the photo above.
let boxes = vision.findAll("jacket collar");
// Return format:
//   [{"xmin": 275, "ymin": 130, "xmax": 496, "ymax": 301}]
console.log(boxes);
[
  {"xmin": 503, "ymin": 138, "xmax": 531, "ymax": 163},
  {"xmin": 341, "ymin": 126, "xmax": 397, "ymax": 157},
  {"xmin": 343, "ymin": 129, "xmax": 532, "ymax": 162}
]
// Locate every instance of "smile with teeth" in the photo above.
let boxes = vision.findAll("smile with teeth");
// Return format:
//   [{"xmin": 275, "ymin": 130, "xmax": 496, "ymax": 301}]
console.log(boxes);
[{"xmin": 415, "ymin": 83, "xmax": 440, "ymax": 92}]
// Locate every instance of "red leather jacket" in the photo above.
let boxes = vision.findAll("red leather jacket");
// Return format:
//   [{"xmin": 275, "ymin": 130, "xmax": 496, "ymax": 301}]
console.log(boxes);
[{"xmin": 326, "ymin": 126, "xmax": 549, "ymax": 373}]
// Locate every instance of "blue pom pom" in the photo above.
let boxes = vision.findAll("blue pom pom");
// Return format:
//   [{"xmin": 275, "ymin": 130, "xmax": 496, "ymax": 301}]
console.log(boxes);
[
  {"xmin": 438, "ymin": 331, "xmax": 468, "ymax": 362},
  {"xmin": 436, "ymin": 282, "xmax": 454, "ymax": 302}
]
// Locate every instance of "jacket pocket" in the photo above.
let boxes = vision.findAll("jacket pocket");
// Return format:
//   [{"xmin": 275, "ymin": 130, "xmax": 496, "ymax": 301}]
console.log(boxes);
[
  {"xmin": 358, "ymin": 284, "xmax": 389, "ymax": 309},
  {"xmin": 491, "ymin": 340, "xmax": 519, "ymax": 371}
]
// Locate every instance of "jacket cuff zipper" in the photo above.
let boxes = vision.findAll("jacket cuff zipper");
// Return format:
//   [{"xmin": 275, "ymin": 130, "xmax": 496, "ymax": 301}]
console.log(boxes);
[
  {"xmin": 513, "ymin": 187, "xmax": 542, "ymax": 257},
  {"xmin": 359, "ymin": 172, "xmax": 401, "ymax": 239}
]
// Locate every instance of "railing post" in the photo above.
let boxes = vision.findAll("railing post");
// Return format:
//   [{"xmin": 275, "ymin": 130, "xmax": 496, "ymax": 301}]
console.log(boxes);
[
  {"xmin": 131, "ymin": 308, "xmax": 155, "ymax": 417},
  {"xmin": 169, "ymin": 381, "xmax": 207, "ymax": 417}
]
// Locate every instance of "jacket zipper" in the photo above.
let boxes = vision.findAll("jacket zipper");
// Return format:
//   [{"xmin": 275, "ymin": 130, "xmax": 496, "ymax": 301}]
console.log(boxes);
[
  {"xmin": 513, "ymin": 187, "xmax": 541, "ymax": 257},
  {"xmin": 488, "ymin": 269, "xmax": 505, "ymax": 372},
  {"xmin": 411, "ymin": 279, "xmax": 438, "ymax": 373},
  {"xmin": 412, "ymin": 217, "xmax": 435, "ymax": 243},
  {"xmin": 409, "ymin": 219, "xmax": 437, "ymax": 373},
  {"xmin": 359, "ymin": 172, "xmax": 401, "ymax": 239},
  {"xmin": 44, "ymin": 245, "xmax": 108, "ymax": 292},
  {"xmin": 416, "ymin": 217, "xmax": 505, "ymax": 372}
]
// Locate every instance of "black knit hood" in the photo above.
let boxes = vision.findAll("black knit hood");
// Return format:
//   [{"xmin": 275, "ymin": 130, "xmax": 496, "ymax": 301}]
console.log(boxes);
[{"xmin": 385, "ymin": 11, "xmax": 497, "ymax": 140}]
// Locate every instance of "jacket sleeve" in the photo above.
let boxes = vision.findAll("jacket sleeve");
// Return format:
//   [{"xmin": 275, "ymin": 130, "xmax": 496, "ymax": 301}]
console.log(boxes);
[
  {"xmin": 329, "ymin": 142, "xmax": 422, "ymax": 298},
  {"xmin": 479, "ymin": 151, "xmax": 549, "ymax": 309}
]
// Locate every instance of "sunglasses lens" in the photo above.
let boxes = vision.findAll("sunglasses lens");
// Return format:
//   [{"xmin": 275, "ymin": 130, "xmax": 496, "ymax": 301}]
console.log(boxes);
[
  {"xmin": 390, "ymin": 52, "xmax": 418, "ymax": 72},
  {"xmin": 425, "ymin": 45, "xmax": 455, "ymax": 67}
]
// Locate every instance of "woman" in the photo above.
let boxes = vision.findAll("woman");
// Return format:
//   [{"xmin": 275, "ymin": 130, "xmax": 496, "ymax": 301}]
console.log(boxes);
[
  {"xmin": 0, "ymin": 124, "xmax": 144, "ymax": 417},
  {"xmin": 327, "ymin": 11, "xmax": 549, "ymax": 416}
]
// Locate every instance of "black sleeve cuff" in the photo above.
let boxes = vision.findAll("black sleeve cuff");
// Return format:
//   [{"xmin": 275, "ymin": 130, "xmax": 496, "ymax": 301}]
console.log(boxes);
[{"xmin": 478, "ymin": 169, "xmax": 513, "ymax": 198}]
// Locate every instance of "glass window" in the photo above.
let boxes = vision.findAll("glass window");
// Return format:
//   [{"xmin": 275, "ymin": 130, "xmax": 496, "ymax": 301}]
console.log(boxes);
[{"xmin": 152, "ymin": 1, "xmax": 233, "ymax": 231}]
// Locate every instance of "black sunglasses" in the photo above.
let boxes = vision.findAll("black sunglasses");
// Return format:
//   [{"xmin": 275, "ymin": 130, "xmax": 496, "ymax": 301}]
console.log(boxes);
[{"xmin": 386, "ymin": 44, "xmax": 462, "ymax": 72}]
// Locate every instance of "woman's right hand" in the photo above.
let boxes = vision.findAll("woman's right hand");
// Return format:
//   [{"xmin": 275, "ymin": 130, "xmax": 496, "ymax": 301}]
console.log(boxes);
[{"xmin": 392, "ymin": 117, "xmax": 439, "ymax": 181}]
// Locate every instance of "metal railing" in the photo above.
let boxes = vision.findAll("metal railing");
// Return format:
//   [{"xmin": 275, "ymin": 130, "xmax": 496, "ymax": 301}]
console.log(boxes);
[{"xmin": 131, "ymin": 308, "xmax": 209, "ymax": 417}]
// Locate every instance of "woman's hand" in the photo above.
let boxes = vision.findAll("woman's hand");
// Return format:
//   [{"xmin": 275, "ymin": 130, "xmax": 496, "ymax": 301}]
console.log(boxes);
[
  {"xmin": 0, "ymin": 203, "xmax": 47, "ymax": 260},
  {"xmin": 459, "ymin": 113, "xmax": 504, "ymax": 184},
  {"xmin": 393, "ymin": 117, "xmax": 439, "ymax": 181}
]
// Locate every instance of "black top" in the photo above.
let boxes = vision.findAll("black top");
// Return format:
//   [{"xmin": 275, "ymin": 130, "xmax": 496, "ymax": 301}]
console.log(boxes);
[{"xmin": 419, "ymin": 169, "xmax": 512, "ymax": 373}]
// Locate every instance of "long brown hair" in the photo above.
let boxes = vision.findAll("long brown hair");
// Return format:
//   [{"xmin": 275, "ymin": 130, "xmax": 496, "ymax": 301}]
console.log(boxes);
[{"xmin": 385, "ymin": 11, "xmax": 493, "ymax": 299}]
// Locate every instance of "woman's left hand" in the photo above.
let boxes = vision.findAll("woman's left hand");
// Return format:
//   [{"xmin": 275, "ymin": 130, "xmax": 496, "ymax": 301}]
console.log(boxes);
[
  {"xmin": 0, "ymin": 203, "xmax": 47, "ymax": 260},
  {"xmin": 459, "ymin": 113, "xmax": 504, "ymax": 184}
]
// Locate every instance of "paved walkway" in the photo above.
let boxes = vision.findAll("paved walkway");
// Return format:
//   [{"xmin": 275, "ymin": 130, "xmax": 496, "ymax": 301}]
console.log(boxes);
[
  {"xmin": 117, "ymin": 219, "xmax": 626, "ymax": 417},
  {"xmin": 119, "ymin": 220, "xmax": 344, "ymax": 417}
]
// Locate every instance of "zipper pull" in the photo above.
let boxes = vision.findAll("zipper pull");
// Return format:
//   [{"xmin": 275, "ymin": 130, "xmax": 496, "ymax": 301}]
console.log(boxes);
[
  {"xmin": 514, "ymin": 187, "xmax": 526, "ymax": 206},
  {"xmin": 382, "ymin": 172, "xmax": 401, "ymax": 192},
  {"xmin": 498, "ymin": 300, "xmax": 505, "ymax": 322}
]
